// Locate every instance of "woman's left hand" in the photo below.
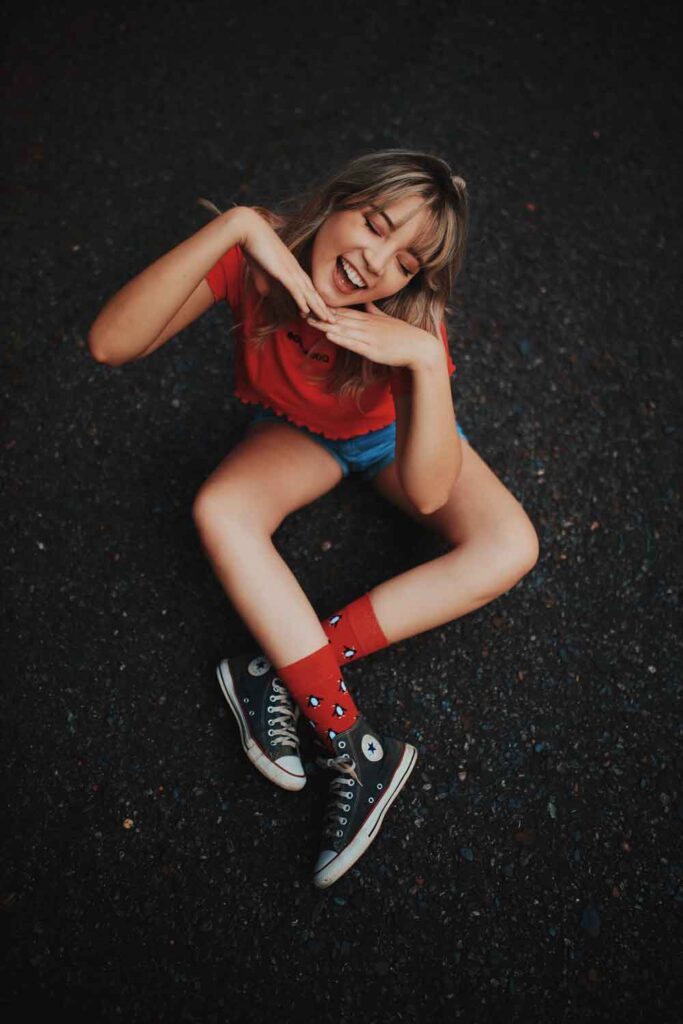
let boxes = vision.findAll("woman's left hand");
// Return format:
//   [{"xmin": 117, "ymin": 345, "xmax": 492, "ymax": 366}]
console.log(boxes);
[{"xmin": 306, "ymin": 302, "xmax": 439, "ymax": 371}]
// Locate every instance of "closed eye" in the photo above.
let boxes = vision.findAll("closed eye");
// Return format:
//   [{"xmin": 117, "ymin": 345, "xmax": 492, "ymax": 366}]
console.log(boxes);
[
  {"xmin": 363, "ymin": 215, "xmax": 380, "ymax": 236},
  {"xmin": 363, "ymin": 215, "xmax": 413, "ymax": 278}
]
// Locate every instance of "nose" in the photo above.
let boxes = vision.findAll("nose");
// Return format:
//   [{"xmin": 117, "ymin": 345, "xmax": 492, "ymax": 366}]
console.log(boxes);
[{"xmin": 362, "ymin": 247, "xmax": 385, "ymax": 280}]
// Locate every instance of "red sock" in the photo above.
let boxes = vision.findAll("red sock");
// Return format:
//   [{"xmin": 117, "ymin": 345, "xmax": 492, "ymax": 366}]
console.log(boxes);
[
  {"xmin": 275, "ymin": 642, "xmax": 360, "ymax": 753},
  {"xmin": 320, "ymin": 592, "xmax": 390, "ymax": 667}
]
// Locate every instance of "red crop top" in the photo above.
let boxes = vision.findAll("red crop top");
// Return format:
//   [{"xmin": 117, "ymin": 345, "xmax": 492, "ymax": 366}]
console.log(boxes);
[{"xmin": 205, "ymin": 243, "xmax": 456, "ymax": 440}]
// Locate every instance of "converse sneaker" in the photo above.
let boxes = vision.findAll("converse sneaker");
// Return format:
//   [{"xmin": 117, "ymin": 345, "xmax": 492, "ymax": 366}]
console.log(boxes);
[
  {"xmin": 312, "ymin": 714, "xmax": 417, "ymax": 888},
  {"xmin": 216, "ymin": 652, "xmax": 306, "ymax": 791}
]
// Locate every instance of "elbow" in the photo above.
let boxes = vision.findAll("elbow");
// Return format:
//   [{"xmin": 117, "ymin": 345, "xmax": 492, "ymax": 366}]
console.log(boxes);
[
  {"xmin": 87, "ymin": 326, "xmax": 109, "ymax": 364},
  {"xmin": 412, "ymin": 487, "xmax": 449, "ymax": 515},
  {"xmin": 416, "ymin": 469, "xmax": 461, "ymax": 515},
  {"xmin": 87, "ymin": 328, "xmax": 123, "ymax": 367},
  {"xmin": 418, "ymin": 496, "xmax": 448, "ymax": 516}
]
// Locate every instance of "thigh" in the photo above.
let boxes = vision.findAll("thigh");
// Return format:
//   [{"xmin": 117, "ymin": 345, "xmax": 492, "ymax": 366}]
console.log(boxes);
[
  {"xmin": 369, "ymin": 438, "xmax": 539, "ymax": 553},
  {"xmin": 193, "ymin": 419, "xmax": 345, "ymax": 535}
]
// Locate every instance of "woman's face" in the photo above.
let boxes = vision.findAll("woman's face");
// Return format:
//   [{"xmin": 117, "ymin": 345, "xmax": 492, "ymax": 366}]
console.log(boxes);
[{"xmin": 310, "ymin": 194, "xmax": 431, "ymax": 308}]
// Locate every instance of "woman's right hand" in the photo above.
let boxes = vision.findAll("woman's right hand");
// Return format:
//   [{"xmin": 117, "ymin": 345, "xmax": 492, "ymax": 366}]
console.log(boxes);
[{"xmin": 237, "ymin": 207, "xmax": 337, "ymax": 323}]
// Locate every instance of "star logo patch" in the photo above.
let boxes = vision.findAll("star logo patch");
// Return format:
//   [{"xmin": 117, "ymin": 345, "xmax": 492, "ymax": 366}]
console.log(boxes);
[
  {"xmin": 248, "ymin": 656, "xmax": 271, "ymax": 677},
  {"xmin": 361, "ymin": 734, "xmax": 384, "ymax": 762}
]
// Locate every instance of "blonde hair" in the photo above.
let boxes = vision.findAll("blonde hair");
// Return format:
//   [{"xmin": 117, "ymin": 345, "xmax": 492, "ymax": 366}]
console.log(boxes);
[{"xmin": 198, "ymin": 149, "xmax": 469, "ymax": 414}]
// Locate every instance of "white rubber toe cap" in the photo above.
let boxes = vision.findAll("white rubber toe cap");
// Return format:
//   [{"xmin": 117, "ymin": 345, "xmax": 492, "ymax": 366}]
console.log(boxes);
[
  {"xmin": 275, "ymin": 755, "xmax": 306, "ymax": 779},
  {"xmin": 312, "ymin": 849, "xmax": 337, "ymax": 886}
]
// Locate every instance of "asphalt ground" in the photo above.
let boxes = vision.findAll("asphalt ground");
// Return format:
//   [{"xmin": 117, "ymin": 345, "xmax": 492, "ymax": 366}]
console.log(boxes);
[{"xmin": 2, "ymin": 0, "xmax": 681, "ymax": 1021}]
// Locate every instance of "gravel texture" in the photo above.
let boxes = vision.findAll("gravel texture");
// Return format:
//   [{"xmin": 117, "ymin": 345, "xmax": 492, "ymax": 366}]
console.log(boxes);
[{"xmin": 2, "ymin": 0, "xmax": 681, "ymax": 1021}]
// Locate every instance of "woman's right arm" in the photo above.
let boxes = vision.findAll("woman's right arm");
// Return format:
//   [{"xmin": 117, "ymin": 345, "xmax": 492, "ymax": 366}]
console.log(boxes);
[{"xmin": 87, "ymin": 206, "xmax": 249, "ymax": 367}]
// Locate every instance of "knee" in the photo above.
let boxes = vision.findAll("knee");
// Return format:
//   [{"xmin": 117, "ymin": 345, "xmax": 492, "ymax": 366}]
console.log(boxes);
[
  {"xmin": 192, "ymin": 483, "xmax": 277, "ymax": 541},
  {"xmin": 500, "ymin": 519, "xmax": 540, "ymax": 580},
  {"xmin": 484, "ymin": 518, "xmax": 540, "ymax": 585},
  {"xmin": 192, "ymin": 485, "xmax": 244, "ymax": 537}
]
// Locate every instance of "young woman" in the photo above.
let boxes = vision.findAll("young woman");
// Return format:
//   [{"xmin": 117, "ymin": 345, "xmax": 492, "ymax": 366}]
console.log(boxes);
[{"xmin": 88, "ymin": 149, "xmax": 539, "ymax": 889}]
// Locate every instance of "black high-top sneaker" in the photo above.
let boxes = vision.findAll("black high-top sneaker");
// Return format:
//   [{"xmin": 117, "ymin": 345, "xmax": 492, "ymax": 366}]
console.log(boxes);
[
  {"xmin": 216, "ymin": 652, "xmax": 306, "ymax": 791},
  {"xmin": 311, "ymin": 714, "xmax": 417, "ymax": 888}
]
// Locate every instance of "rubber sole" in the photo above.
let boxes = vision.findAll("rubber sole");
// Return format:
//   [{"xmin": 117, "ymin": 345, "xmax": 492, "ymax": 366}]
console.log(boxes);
[
  {"xmin": 312, "ymin": 741, "xmax": 418, "ymax": 888},
  {"xmin": 216, "ymin": 659, "xmax": 306, "ymax": 792}
]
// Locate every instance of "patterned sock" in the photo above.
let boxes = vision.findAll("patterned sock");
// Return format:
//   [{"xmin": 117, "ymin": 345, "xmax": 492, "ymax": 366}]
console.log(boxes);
[
  {"xmin": 275, "ymin": 642, "xmax": 360, "ymax": 754},
  {"xmin": 320, "ymin": 592, "xmax": 390, "ymax": 667}
]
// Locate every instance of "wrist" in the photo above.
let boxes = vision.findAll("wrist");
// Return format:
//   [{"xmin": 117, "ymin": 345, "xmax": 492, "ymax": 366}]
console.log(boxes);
[
  {"xmin": 224, "ymin": 205, "xmax": 252, "ymax": 247},
  {"xmin": 407, "ymin": 332, "xmax": 444, "ymax": 374}
]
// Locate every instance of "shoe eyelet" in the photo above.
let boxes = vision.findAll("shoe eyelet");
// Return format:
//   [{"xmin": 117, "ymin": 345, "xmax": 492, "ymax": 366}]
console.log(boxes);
[
  {"xmin": 348, "ymin": 779, "xmax": 355, "ymax": 786},
  {"xmin": 340, "ymin": 818, "xmax": 347, "ymax": 825},
  {"xmin": 267, "ymin": 705, "xmax": 275, "ymax": 712},
  {"xmin": 343, "ymin": 804, "xmax": 350, "ymax": 812},
  {"xmin": 368, "ymin": 796, "xmax": 374, "ymax": 803},
  {"xmin": 338, "ymin": 740, "xmax": 346, "ymax": 749},
  {"xmin": 336, "ymin": 830, "xmax": 343, "ymax": 837},
  {"xmin": 249, "ymin": 710, "xmax": 255, "ymax": 716},
  {"xmin": 243, "ymin": 697, "xmax": 250, "ymax": 703},
  {"xmin": 268, "ymin": 729, "xmax": 274, "ymax": 736},
  {"xmin": 267, "ymin": 719, "xmax": 273, "ymax": 725},
  {"xmin": 377, "ymin": 783, "xmax": 383, "ymax": 790}
]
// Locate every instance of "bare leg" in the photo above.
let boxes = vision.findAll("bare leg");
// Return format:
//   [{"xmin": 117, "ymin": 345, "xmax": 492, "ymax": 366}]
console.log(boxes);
[
  {"xmin": 367, "ymin": 540, "xmax": 533, "ymax": 644},
  {"xmin": 192, "ymin": 419, "xmax": 345, "ymax": 668},
  {"xmin": 197, "ymin": 524, "xmax": 329, "ymax": 668},
  {"xmin": 366, "ymin": 440, "xmax": 540, "ymax": 644}
]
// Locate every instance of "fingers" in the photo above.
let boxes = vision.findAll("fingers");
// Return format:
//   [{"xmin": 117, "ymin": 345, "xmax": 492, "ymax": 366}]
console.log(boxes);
[
  {"xmin": 292, "ymin": 273, "xmax": 336, "ymax": 323},
  {"xmin": 306, "ymin": 316, "xmax": 354, "ymax": 335},
  {"xmin": 241, "ymin": 215, "xmax": 336, "ymax": 322},
  {"xmin": 307, "ymin": 318, "xmax": 367, "ymax": 350},
  {"xmin": 307, "ymin": 292, "xmax": 337, "ymax": 324}
]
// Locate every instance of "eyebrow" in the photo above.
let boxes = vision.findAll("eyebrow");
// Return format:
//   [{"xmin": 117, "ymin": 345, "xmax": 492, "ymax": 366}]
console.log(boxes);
[{"xmin": 370, "ymin": 205, "xmax": 424, "ymax": 266}]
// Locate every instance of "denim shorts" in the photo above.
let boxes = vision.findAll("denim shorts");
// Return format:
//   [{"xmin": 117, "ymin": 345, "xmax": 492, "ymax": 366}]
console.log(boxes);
[{"xmin": 244, "ymin": 403, "xmax": 469, "ymax": 481}]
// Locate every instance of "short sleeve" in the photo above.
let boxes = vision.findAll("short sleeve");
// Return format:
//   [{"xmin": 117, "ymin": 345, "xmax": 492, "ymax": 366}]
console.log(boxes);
[
  {"xmin": 390, "ymin": 320, "xmax": 456, "ymax": 398},
  {"xmin": 205, "ymin": 243, "xmax": 244, "ymax": 314},
  {"xmin": 440, "ymin": 320, "xmax": 457, "ymax": 376}
]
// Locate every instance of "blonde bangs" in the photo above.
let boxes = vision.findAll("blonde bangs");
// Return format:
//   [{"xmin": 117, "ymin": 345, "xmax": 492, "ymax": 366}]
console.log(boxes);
[{"xmin": 363, "ymin": 185, "xmax": 463, "ymax": 275}]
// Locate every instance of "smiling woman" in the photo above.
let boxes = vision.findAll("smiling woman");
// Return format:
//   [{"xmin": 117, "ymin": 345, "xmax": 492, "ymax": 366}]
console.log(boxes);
[
  {"xmin": 197, "ymin": 150, "xmax": 469, "ymax": 413},
  {"xmin": 88, "ymin": 147, "xmax": 540, "ymax": 891}
]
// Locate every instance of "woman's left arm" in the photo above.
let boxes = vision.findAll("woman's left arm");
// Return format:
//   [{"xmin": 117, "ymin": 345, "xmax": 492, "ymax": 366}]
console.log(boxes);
[
  {"xmin": 307, "ymin": 304, "xmax": 462, "ymax": 511},
  {"xmin": 395, "ymin": 343, "xmax": 463, "ymax": 514}
]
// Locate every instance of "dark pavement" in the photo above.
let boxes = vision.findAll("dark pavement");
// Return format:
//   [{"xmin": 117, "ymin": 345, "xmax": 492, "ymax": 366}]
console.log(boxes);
[{"xmin": 2, "ymin": 0, "xmax": 681, "ymax": 1020}]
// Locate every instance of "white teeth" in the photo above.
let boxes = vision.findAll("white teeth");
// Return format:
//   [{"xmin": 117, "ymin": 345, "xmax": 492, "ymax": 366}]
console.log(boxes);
[{"xmin": 340, "ymin": 256, "xmax": 365, "ymax": 288}]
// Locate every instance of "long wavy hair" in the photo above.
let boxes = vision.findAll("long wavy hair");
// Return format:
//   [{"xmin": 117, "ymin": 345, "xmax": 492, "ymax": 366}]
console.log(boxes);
[{"xmin": 198, "ymin": 149, "xmax": 469, "ymax": 414}]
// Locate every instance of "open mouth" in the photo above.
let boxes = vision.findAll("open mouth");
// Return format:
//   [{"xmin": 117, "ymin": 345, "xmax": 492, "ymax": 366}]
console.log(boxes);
[{"xmin": 334, "ymin": 255, "xmax": 366, "ymax": 292}]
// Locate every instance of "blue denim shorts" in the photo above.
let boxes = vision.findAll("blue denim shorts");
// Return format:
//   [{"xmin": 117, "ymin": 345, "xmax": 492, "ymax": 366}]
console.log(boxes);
[{"xmin": 244, "ymin": 403, "xmax": 469, "ymax": 481}]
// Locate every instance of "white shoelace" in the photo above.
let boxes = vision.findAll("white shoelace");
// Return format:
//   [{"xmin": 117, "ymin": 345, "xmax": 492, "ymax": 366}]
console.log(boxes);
[
  {"xmin": 268, "ymin": 679, "xmax": 300, "ymax": 749},
  {"xmin": 314, "ymin": 754, "xmax": 363, "ymax": 837}
]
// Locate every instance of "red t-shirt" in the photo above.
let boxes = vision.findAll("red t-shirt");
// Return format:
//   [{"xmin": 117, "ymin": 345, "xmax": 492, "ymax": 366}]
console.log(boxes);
[{"xmin": 205, "ymin": 243, "xmax": 457, "ymax": 440}]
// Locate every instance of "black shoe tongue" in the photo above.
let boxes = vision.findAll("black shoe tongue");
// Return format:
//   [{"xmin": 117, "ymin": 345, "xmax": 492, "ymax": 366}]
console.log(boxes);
[{"xmin": 330, "ymin": 717, "xmax": 364, "ymax": 757}]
